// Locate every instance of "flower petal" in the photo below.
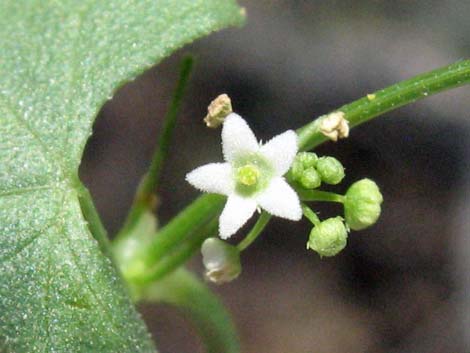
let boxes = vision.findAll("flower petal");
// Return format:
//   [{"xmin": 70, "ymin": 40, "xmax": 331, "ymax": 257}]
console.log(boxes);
[
  {"xmin": 222, "ymin": 113, "xmax": 259, "ymax": 162},
  {"xmin": 259, "ymin": 130, "xmax": 298, "ymax": 176},
  {"xmin": 186, "ymin": 163, "xmax": 234, "ymax": 195},
  {"xmin": 257, "ymin": 177, "xmax": 302, "ymax": 220},
  {"xmin": 219, "ymin": 194, "xmax": 257, "ymax": 239}
]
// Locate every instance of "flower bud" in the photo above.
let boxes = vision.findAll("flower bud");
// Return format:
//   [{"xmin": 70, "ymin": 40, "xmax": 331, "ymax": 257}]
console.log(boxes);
[
  {"xmin": 300, "ymin": 167, "xmax": 321, "ymax": 189},
  {"xmin": 289, "ymin": 152, "xmax": 318, "ymax": 181},
  {"xmin": 201, "ymin": 237, "xmax": 241, "ymax": 284},
  {"xmin": 307, "ymin": 217, "xmax": 348, "ymax": 257},
  {"xmin": 316, "ymin": 156, "xmax": 345, "ymax": 185},
  {"xmin": 297, "ymin": 152, "xmax": 318, "ymax": 169},
  {"xmin": 344, "ymin": 178, "xmax": 383, "ymax": 230}
]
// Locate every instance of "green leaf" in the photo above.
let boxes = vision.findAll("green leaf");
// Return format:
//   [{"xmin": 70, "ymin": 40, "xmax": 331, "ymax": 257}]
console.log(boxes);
[{"xmin": 0, "ymin": 1, "xmax": 244, "ymax": 352}]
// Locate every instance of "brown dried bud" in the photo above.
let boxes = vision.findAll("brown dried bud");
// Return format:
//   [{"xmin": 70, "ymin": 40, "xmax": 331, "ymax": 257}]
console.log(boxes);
[
  {"xmin": 204, "ymin": 94, "xmax": 233, "ymax": 128},
  {"xmin": 319, "ymin": 111, "xmax": 349, "ymax": 141}
]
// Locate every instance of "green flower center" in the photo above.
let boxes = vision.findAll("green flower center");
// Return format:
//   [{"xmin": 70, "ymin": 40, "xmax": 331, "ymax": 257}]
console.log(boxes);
[
  {"xmin": 233, "ymin": 153, "xmax": 274, "ymax": 196},
  {"xmin": 236, "ymin": 164, "xmax": 260, "ymax": 186}
]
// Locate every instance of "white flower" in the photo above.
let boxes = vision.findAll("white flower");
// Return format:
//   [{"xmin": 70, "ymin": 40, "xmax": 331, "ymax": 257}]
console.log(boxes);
[{"xmin": 186, "ymin": 113, "xmax": 302, "ymax": 239}]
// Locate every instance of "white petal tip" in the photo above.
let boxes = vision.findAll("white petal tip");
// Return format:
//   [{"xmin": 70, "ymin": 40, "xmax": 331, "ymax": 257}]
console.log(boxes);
[
  {"xmin": 257, "ymin": 178, "xmax": 302, "ymax": 221},
  {"xmin": 222, "ymin": 114, "xmax": 259, "ymax": 162},
  {"xmin": 218, "ymin": 195, "xmax": 257, "ymax": 240},
  {"xmin": 185, "ymin": 163, "xmax": 234, "ymax": 195},
  {"xmin": 260, "ymin": 130, "xmax": 298, "ymax": 176}
]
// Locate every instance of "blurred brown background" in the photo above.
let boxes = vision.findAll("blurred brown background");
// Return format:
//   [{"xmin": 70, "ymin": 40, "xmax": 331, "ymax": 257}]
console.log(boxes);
[{"xmin": 79, "ymin": 1, "xmax": 470, "ymax": 352}]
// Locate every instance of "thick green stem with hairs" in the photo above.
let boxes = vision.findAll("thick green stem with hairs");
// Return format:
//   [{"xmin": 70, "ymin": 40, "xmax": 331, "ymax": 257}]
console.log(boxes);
[
  {"xmin": 139, "ymin": 194, "xmax": 225, "ymax": 266},
  {"xmin": 135, "ymin": 217, "xmax": 219, "ymax": 284},
  {"xmin": 113, "ymin": 194, "xmax": 225, "ymax": 283}
]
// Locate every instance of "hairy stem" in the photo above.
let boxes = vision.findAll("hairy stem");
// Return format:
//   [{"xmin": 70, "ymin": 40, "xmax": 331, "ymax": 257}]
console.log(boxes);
[
  {"xmin": 137, "ymin": 217, "xmax": 218, "ymax": 284},
  {"xmin": 140, "ymin": 194, "xmax": 225, "ymax": 268}
]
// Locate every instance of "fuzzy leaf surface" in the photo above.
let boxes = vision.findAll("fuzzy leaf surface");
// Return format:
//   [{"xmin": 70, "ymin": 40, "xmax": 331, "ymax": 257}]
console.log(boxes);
[{"xmin": 0, "ymin": 1, "xmax": 244, "ymax": 352}]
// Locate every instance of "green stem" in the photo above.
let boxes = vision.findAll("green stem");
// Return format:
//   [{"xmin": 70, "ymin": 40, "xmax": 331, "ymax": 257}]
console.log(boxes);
[
  {"xmin": 140, "ymin": 194, "xmax": 225, "ymax": 267},
  {"xmin": 140, "ymin": 268, "xmax": 240, "ymax": 353},
  {"xmin": 144, "ymin": 56, "xmax": 194, "ymax": 195},
  {"xmin": 297, "ymin": 60, "xmax": 470, "ymax": 151},
  {"xmin": 237, "ymin": 212, "xmax": 271, "ymax": 251},
  {"xmin": 117, "ymin": 56, "xmax": 194, "ymax": 239},
  {"xmin": 77, "ymin": 183, "xmax": 112, "ymax": 259},
  {"xmin": 301, "ymin": 204, "xmax": 321, "ymax": 226},
  {"xmin": 296, "ymin": 188, "xmax": 345, "ymax": 203},
  {"xmin": 137, "ymin": 217, "xmax": 218, "ymax": 284}
]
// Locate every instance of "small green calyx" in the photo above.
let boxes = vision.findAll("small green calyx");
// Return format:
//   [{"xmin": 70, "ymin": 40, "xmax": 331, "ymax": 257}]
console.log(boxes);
[
  {"xmin": 344, "ymin": 178, "xmax": 383, "ymax": 230},
  {"xmin": 236, "ymin": 164, "xmax": 260, "ymax": 186},
  {"xmin": 307, "ymin": 216, "xmax": 348, "ymax": 257}
]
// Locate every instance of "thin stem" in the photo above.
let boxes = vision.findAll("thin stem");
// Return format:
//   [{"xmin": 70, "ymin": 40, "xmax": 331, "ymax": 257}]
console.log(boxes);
[
  {"xmin": 140, "ymin": 268, "xmax": 240, "ymax": 353},
  {"xmin": 77, "ymin": 184, "xmax": 112, "ymax": 259},
  {"xmin": 136, "ymin": 217, "xmax": 218, "ymax": 284},
  {"xmin": 237, "ymin": 212, "xmax": 271, "ymax": 251},
  {"xmin": 297, "ymin": 60, "xmax": 470, "ymax": 151},
  {"xmin": 144, "ymin": 56, "xmax": 194, "ymax": 194},
  {"xmin": 296, "ymin": 188, "xmax": 345, "ymax": 203},
  {"xmin": 117, "ymin": 56, "xmax": 194, "ymax": 238},
  {"xmin": 301, "ymin": 203, "xmax": 321, "ymax": 226}
]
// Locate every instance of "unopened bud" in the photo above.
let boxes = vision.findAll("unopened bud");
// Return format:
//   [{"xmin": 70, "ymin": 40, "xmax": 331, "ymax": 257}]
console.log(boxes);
[
  {"xmin": 289, "ymin": 152, "xmax": 318, "ymax": 181},
  {"xmin": 204, "ymin": 94, "xmax": 233, "ymax": 128},
  {"xmin": 300, "ymin": 167, "xmax": 321, "ymax": 189},
  {"xmin": 297, "ymin": 152, "xmax": 318, "ymax": 168},
  {"xmin": 307, "ymin": 217, "xmax": 348, "ymax": 257},
  {"xmin": 316, "ymin": 156, "xmax": 345, "ymax": 185},
  {"xmin": 201, "ymin": 237, "xmax": 241, "ymax": 284},
  {"xmin": 344, "ymin": 178, "xmax": 383, "ymax": 230}
]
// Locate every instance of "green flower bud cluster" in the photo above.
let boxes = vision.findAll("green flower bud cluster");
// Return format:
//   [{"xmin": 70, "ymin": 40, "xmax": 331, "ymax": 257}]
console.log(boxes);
[
  {"xmin": 344, "ymin": 178, "xmax": 383, "ymax": 230},
  {"xmin": 201, "ymin": 238, "xmax": 241, "ymax": 284},
  {"xmin": 289, "ymin": 152, "xmax": 345, "ymax": 189},
  {"xmin": 307, "ymin": 216, "xmax": 348, "ymax": 257}
]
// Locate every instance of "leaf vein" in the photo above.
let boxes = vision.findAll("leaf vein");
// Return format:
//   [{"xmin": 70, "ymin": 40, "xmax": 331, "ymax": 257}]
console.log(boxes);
[
  {"xmin": 0, "ymin": 93, "xmax": 63, "ymax": 172},
  {"xmin": 0, "ymin": 184, "xmax": 56, "ymax": 198}
]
